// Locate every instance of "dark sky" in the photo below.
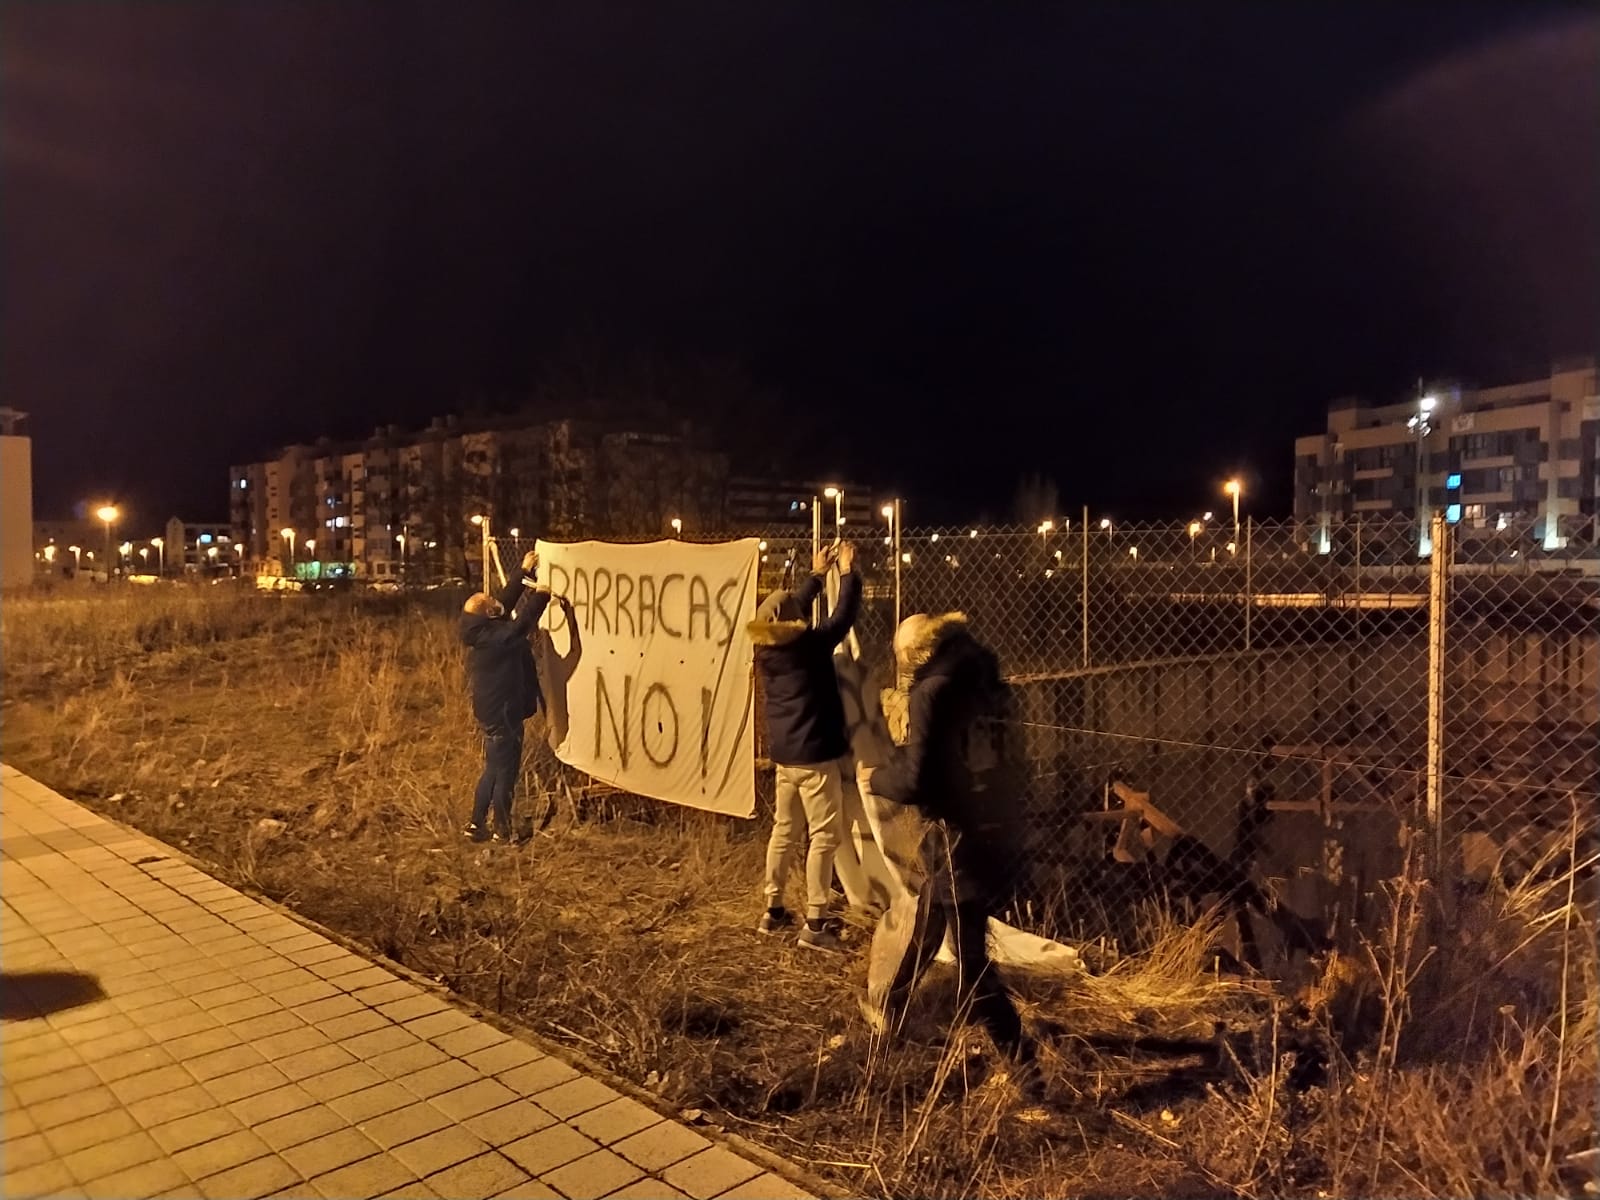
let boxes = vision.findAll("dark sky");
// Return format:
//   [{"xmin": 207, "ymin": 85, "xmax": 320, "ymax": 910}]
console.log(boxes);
[{"xmin": 5, "ymin": 2, "xmax": 1596, "ymax": 529}]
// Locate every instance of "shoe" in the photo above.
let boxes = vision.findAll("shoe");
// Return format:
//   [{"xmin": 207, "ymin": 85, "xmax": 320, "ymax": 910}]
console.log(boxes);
[
  {"xmin": 462, "ymin": 824, "xmax": 491, "ymax": 844},
  {"xmin": 757, "ymin": 908, "xmax": 794, "ymax": 935},
  {"xmin": 797, "ymin": 925, "xmax": 845, "ymax": 954},
  {"xmin": 491, "ymin": 831, "xmax": 530, "ymax": 847}
]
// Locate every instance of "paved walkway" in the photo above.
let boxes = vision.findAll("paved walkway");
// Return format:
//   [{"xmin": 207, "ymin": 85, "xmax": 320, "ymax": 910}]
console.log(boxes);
[{"xmin": 0, "ymin": 765, "xmax": 815, "ymax": 1200}]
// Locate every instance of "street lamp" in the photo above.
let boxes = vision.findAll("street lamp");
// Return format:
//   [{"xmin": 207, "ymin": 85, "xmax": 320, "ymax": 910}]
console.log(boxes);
[
  {"xmin": 280, "ymin": 527, "xmax": 296, "ymax": 569},
  {"xmin": 396, "ymin": 531, "xmax": 408, "ymax": 583},
  {"xmin": 150, "ymin": 536, "xmax": 164, "ymax": 577},
  {"xmin": 1224, "ymin": 479, "xmax": 1243, "ymax": 544},
  {"xmin": 1409, "ymin": 393, "xmax": 1438, "ymax": 556},
  {"xmin": 470, "ymin": 513, "xmax": 492, "ymax": 588},
  {"xmin": 823, "ymin": 486, "xmax": 844, "ymax": 542},
  {"xmin": 669, "ymin": 516, "xmax": 682, "ymax": 537},
  {"xmin": 138, "ymin": 547, "xmax": 149, "ymax": 569},
  {"xmin": 67, "ymin": 545, "xmax": 81, "ymax": 568},
  {"xmin": 1129, "ymin": 545, "xmax": 1139, "ymax": 562},
  {"xmin": 882, "ymin": 499, "xmax": 903, "ymax": 626},
  {"xmin": 96, "ymin": 504, "xmax": 119, "ymax": 579},
  {"xmin": 304, "ymin": 537, "xmax": 316, "ymax": 560},
  {"xmin": 1189, "ymin": 520, "xmax": 1202, "ymax": 558}
]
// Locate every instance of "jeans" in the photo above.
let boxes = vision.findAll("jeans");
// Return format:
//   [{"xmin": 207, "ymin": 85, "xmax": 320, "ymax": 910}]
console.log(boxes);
[
  {"xmin": 883, "ymin": 879, "xmax": 1032, "ymax": 1062},
  {"xmin": 764, "ymin": 761, "xmax": 844, "ymax": 919},
  {"xmin": 470, "ymin": 722, "xmax": 524, "ymax": 837}
]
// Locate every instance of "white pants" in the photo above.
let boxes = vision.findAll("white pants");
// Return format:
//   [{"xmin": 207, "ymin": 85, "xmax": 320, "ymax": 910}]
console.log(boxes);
[{"xmin": 764, "ymin": 762, "xmax": 844, "ymax": 920}]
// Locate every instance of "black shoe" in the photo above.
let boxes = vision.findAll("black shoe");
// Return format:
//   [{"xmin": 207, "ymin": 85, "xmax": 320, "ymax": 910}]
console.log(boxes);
[
  {"xmin": 757, "ymin": 908, "xmax": 795, "ymax": 935},
  {"xmin": 492, "ymin": 831, "xmax": 530, "ymax": 847},
  {"xmin": 462, "ymin": 824, "xmax": 491, "ymax": 844}
]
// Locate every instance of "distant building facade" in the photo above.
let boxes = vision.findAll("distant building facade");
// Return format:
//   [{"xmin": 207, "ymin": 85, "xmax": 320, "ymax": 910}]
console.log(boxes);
[
  {"xmin": 1, "ymin": 409, "xmax": 33, "ymax": 589},
  {"xmin": 1294, "ymin": 358, "xmax": 1600, "ymax": 552},
  {"xmin": 231, "ymin": 415, "xmax": 732, "ymax": 582}
]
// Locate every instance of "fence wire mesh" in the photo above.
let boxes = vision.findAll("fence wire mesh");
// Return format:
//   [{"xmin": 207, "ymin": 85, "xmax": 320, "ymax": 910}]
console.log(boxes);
[{"xmin": 495, "ymin": 518, "xmax": 1599, "ymax": 967}]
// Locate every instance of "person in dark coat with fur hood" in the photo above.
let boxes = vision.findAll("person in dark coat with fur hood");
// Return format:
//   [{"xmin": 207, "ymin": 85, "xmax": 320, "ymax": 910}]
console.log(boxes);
[
  {"xmin": 869, "ymin": 611, "xmax": 1040, "ymax": 1076},
  {"xmin": 459, "ymin": 550, "xmax": 550, "ymax": 844},
  {"xmin": 749, "ymin": 541, "xmax": 862, "ymax": 952}
]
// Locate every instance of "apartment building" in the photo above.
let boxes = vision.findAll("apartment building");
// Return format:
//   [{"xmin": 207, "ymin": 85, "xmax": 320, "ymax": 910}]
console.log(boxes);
[
  {"xmin": 231, "ymin": 415, "xmax": 731, "ymax": 581},
  {"xmin": 1294, "ymin": 358, "xmax": 1600, "ymax": 553},
  {"xmin": 725, "ymin": 478, "xmax": 880, "ymax": 531}
]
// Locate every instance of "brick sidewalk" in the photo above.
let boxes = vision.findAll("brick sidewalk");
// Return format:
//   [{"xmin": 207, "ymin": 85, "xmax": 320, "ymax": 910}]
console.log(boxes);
[{"xmin": 0, "ymin": 765, "xmax": 815, "ymax": 1200}]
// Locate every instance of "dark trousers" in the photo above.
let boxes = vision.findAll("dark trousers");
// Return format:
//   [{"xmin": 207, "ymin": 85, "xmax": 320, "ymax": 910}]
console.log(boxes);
[
  {"xmin": 471, "ymin": 722, "xmax": 524, "ymax": 836},
  {"xmin": 885, "ymin": 877, "xmax": 1032, "ymax": 1061}
]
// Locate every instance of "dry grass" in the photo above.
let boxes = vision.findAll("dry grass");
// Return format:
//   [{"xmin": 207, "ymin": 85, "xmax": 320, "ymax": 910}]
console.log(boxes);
[{"xmin": 2, "ymin": 587, "xmax": 1594, "ymax": 1199}]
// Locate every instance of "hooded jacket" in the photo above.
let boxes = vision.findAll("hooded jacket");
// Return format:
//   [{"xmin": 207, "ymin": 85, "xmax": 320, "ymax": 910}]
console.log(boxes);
[
  {"xmin": 748, "ymin": 568, "xmax": 862, "ymax": 765},
  {"xmin": 460, "ymin": 573, "xmax": 551, "ymax": 729},
  {"xmin": 872, "ymin": 614, "xmax": 1027, "ymax": 902}
]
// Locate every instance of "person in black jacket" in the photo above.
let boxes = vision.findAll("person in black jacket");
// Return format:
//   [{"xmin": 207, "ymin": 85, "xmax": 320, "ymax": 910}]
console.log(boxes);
[
  {"xmin": 460, "ymin": 550, "xmax": 551, "ymax": 844},
  {"xmin": 868, "ymin": 611, "xmax": 1040, "ymax": 1076},
  {"xmin": 749, "ymin": 541, "xmax": 862, "ymax": 952}
]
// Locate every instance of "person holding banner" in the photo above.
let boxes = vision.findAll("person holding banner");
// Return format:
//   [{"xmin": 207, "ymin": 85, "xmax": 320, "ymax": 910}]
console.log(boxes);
[
  {"xmin": 750, "ymin": 541, "xmax": 862, "ymax": 952},
  {"xmin": 460, "ymin": 549, "xmax": 549, "ymax": 844},
  {"xmin": 867, "ymin": 612, "xmax": 1042, "ymax": 1087}
]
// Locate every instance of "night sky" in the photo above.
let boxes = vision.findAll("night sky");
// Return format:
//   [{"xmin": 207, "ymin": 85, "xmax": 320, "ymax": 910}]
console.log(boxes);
[{"xmin": 5, "ymin": 2, "xmax": 1596, "ymax": 530}]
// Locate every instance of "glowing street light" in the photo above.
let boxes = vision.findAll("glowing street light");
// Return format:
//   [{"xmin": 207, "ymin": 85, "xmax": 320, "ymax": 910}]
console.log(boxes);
[
  {"xmin": 280, "ymin": 527, "xmax": 296, "ymax": 566},
  {"xmin": 1189, "ymin": 520, "xmax": 1202, "ymax": 558},
  {"xmin": 1128, "ymin": 545, "xmax": 1139, "ymax": 561},
  {"xmin": 150, "ymin": 536, "xmax": 164, "ymax": 576},
  {"xmin": 96, "ymin": 504, "xmax": 119, "ymax": 579},
  {"xmin": 67, "ymin": 545, "xmax": 81, "ymax": 568},
  {"xmin": 882, "ymin": 499, "xmax": 903, "ymax": 625},
  {"xmin": 669, "ymin": 516, "xmax": 683, "ymax": 537},
  {"xmin": 304, "ymin": 538, "xmax": 316, "ymax": 560},
  {"xmin": 1223, "ymin": 479, "xmax": 1243, "ymax": 543},
  {"xmin": 138, "ymin": 547, "xmax": 149, "ymax": 567},
  {"xmin": 43, "ymin": 544, "xmax": 56, "ymax": 564},
  {"xmin": 822, "ymin": 486, "xmax": 844, "ymax": 539}
]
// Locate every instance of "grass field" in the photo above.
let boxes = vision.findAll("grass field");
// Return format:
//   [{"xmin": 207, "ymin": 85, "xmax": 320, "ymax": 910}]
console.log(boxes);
[{"xmin": 3, "ymin": 586, "xmax": 1594, "ymax": 1198}]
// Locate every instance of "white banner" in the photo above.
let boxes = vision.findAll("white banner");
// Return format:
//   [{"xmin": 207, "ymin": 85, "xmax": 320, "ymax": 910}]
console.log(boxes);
[{"xmin": 534, "ymin": 539, "xmax": 759, "ymax": 818}]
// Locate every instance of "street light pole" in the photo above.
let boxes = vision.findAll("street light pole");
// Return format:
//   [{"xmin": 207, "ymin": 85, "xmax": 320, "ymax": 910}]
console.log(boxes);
[
  {"xmin": 823, "ymin": 486, "xmax": 844, "ymax": 547},
  {"xmin": 96, "ymin": 505, "xmax": 119, "ymax": 582},
  {"xmin": 470, "ymin": 514, "xmax": 491, "ymax": 589},
  {"xmin": 151, "ymin": 536, "xmax": 164, "ymax": 577},
  {"xmin": 882, "ymin": 500, "xmax": 902, "ymax": 628},
  {"xmin": 1224, "ymin": 479, "xmax": 1243, "ymax": 545}
]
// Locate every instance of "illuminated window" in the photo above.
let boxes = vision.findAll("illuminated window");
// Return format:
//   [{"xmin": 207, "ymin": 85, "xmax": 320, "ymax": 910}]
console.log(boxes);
[
  {"xmin": 1445, "ymin": 473, "xmax": 1461, "ymax": 490},
  {"xmin": 1445, "ymin": 504, "xmax": 1462, "ymax": 524}
]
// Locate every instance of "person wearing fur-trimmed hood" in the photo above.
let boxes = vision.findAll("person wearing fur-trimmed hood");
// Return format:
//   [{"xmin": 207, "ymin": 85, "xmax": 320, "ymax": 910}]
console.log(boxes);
[
  {"xmin": 748, "ymin": 541, "xmax": 862, "ymax": 952},
  {"xmin": 869, "ymin": 611, "xmax": 1040, "ymax": 1079}
]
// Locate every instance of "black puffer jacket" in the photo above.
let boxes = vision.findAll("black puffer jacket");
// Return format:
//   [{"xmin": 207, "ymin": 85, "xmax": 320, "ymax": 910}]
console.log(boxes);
[
  {"xmin": 872, "ymin": 615, "xmax": 1027, "ymax": 904},
  {"xmin": 460, "ymin": 574, "xmax": 550, "ymax": 729},
  {"xmin": 749, "ymin": 569, "xmax": 861, "ymax": 765}
]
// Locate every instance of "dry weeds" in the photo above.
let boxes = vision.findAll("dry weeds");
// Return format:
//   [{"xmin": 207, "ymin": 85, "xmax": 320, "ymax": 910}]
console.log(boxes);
[{"xmin": 2, "ymin": 587, "xmax": 1593, "ymax": 1199}]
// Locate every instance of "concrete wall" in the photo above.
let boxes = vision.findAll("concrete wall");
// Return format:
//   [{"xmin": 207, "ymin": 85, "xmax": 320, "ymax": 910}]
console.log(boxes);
[{"xmin": 1, "ymin": 435, "xmax": 33, "ymax": 589}]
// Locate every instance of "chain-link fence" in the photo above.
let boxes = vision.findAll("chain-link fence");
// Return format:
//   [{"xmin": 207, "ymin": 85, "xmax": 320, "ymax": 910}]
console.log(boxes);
[{"xmin": 492, "ymin": 518, "xmax": 1598, "ymax": 967}]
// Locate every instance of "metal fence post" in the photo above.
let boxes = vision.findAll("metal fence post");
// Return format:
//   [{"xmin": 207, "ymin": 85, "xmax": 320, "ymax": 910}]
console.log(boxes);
[
  {"xmin": 1081, "ymin": 504, "xmax": 1090, "ymax": 669},
  {"xmin": 1425, "ymin": 511, "xmax": 1451, "ymax": 881},
  {"xmin": 1244, "ymin": 516, "xmax": 1254, "ymax": 652}
]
